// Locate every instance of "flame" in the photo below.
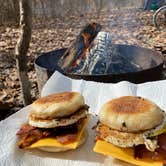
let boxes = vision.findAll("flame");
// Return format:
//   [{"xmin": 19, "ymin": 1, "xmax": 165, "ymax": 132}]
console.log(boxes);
[
  {"xmin": 81, "ymin": 33, "xmax": 91, "ymax": 46},
  {"xmin": 68, "ymin": 32, "xmax": 94, "ymax": 70}
]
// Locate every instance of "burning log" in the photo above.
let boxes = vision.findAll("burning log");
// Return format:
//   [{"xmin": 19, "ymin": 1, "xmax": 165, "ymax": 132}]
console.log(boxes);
[{"xmin": 58, "ymin": 23, "xmax": 102, "ymax": 72}]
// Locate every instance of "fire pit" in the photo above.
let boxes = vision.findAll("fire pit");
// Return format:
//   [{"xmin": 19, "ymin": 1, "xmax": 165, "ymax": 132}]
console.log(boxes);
[{"xmin": 35, "ymin": 44, "xmax": 163, "ymax": 91}]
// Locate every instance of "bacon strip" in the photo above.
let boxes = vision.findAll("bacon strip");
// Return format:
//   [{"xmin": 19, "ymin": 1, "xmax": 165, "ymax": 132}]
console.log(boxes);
[
  {"xmin": 18, "ymin": 128, "xmax": 43, "ymax": 149},
  {"xmin": 158, "ymin": 133, "xmax": 166, "ymax": 151},
  {"xmin": 16, "ymin": 123, "xmax": 36, "ymax": 136},
  {"xmin": 56, "ymin": 133, "xmax": 77, "ymax": 144},
  {"xmin": 16, "ymin": 118, "xmax": 85, "ymax": 149},
  {"xmin": 17, "ymin": 124, "xmax": 51, "ymax": 149},
  {"xmin": 134, "ymin": 133, "xmax": 166, "ymax": 162}
]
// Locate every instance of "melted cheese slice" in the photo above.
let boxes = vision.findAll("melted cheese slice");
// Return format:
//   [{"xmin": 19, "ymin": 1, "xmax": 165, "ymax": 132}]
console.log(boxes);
[
  {"xmin": 150, "ymin": 123, "xmax": 166, "ymax": 137},
  {"xmin": 93, "ymin": 140, "xmax": 163, "ymax": 166},
  {"xmin": 28, "ymin": 117, "xmax": 88, "ymax": 149}
]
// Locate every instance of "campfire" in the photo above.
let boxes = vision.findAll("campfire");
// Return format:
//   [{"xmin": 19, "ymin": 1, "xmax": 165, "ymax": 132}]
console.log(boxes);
[{"xmin": 58, "ymin": 23, "xmax": 146, "ymax": 75}]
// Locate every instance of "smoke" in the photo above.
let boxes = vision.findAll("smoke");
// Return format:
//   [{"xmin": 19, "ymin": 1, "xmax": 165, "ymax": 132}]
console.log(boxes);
[{"xmin": 104, "ymin": 6, "xmax": 144, "ymax": 46}]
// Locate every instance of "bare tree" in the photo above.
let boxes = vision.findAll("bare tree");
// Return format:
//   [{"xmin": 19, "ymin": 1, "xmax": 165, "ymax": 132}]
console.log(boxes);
[{"xmin": 15, "ymin": 0, "xmax": 32, "ymax": 106}]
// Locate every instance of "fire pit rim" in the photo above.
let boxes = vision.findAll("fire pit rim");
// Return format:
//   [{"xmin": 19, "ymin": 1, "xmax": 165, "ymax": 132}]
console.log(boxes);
[{"xmin": 34, "ymin": 44, "xmax": 164, "ymax": 84}]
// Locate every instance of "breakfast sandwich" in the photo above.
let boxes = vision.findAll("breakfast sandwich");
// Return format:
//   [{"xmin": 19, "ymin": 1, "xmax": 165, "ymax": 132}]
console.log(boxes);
[
  {"xmin": 17, "ymin": 92, "xmax": 89, "ymax": 152},
  {"xmin": 93, "ymin": 96, "xmax": 166, "ymax": 165}
]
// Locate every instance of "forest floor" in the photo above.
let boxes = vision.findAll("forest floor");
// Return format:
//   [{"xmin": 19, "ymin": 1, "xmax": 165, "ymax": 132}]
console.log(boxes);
[{"xmin": 0, "ymin": 8, "xmax": 166, "ymax": 119}]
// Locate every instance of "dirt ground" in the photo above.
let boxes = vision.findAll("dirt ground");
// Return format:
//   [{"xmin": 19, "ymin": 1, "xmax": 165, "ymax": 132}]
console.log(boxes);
[{"xmin": 0, "ymin": 8, "xmax": 166, "ymax": 119}]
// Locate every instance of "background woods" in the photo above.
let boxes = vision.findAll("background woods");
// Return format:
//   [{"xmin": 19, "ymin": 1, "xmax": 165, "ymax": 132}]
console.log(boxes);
[
  {"xmin": 0, "ymin": 0, "xmax": 143, "ymax": 25},
  {"xmin": 0, "ymin": 0, "xmax": 165, "ymax": 119}
]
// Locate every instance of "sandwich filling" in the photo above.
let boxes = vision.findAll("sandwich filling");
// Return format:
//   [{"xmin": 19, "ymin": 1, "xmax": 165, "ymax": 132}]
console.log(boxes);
[
  {"xmin": 17, "ymin": 105, "xmax": 89, "ymax": 149},
  {"xmin": 134, "ymin": 133, "xmax": 166, "ymax": 161},
  {"xmin": 17, "ymin": 117, "xmax": 87, "ymax": 149},
  {"xmin": 95, "ymin": 122, "xmax": 166, "ymax": 160},
  {"xmin": 29, "ymin": 105, "xmax": 89, "ymax": 128},
  {"xmin": 94, "ymin": 96, "xmax": 166, "ymax": 163}
]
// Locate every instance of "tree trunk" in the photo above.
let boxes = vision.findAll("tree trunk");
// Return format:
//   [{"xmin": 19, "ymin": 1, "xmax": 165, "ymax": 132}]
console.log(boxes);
[{"xmin": 15, "ymin": 0, "xmax": 32, "ymax": 106}]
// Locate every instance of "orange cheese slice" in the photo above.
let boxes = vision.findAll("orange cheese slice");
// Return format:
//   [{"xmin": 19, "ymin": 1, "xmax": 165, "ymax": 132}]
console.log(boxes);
[
  {"xmin": 28, "ymin": 117, "xmax": 88, "ymax": 149},
  {"xmin": 93, "ymin": 140, "xmax": 164, "ymax": 166}
]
